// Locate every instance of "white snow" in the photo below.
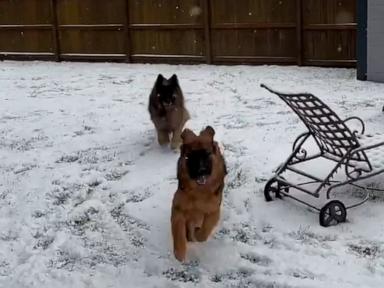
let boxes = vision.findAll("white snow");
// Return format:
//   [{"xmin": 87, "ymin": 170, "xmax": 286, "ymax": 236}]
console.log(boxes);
[{"xmin": 1, "ymin": 61, "xmax": 384, "ymax": 288}]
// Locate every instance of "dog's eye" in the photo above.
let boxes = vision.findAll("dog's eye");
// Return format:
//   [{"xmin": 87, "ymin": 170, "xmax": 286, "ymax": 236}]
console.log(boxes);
[{"xmin": 157, "ymin": 93, "xmax": 161, "ymax": 98}]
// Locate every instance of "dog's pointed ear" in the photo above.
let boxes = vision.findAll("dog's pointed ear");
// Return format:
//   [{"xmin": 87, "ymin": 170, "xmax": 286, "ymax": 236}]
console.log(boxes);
[
  {"xmin": 155, "ymin": 74, "xmax": 164, "ymax": 88},
  {"xmin": 200, "ymin": 126, "xmax": 215, "ymax": 139},
  {"xmin": 181, "ymin": 128, "xmax": 196, "ymax": 143},
  {"xmin": 170, "ymin": 74, "xmax": 178, "ymax": 86}
]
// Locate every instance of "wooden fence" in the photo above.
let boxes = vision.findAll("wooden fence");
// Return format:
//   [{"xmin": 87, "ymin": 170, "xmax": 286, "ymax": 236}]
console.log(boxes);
[{"xmin": 0, "ymin": 0, "xmax": 357, "ymax": 67}]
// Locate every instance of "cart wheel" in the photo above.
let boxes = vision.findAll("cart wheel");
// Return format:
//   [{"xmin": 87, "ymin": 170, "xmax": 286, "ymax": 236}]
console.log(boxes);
[
  {"xmin": 264, "ymin": 178, "xmax": 279, "ymax": 202},
  {"xmin": 319, "ymin": 200, "xmax": 347, "ymax": 227},
  {"xmin": 279, "ymin": 176, "xmax": 290, "ymax": 194}
]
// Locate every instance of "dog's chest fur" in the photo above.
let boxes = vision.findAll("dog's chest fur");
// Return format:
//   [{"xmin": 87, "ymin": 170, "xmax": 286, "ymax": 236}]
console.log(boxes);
[
  {"xmin": 175, "ymin": 184, "xmax": 222, "ymax": 214},
  {"xmin": 152, "ymin": 108, "xmax": 182, "ymax": 130}
]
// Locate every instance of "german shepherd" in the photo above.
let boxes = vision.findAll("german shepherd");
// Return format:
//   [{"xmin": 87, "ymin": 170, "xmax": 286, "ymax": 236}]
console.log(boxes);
[
  {"xmin": 148, "ymin": 74, "xmax": 190, "ymax": 149},
  {"xmin": 171, "ymin": 126, "xmax": 227, "ymax": 262}
]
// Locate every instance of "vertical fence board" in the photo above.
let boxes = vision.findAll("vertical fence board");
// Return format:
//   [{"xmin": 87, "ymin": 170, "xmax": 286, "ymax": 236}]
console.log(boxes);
[
  {"xmin": 203, "ymin": 0, "xmax": 212, "ymax": 64},
  {"xmin": 296, "ymin": 0, "xmax": 303, "ymax": 65},
  {"xmin": 302, "ymin": 0, "xmax": 356, "ymax": 66},
  {"xmin": 50, "ymin": 0, "xmax": 60, "ymax": 61},
  {"xmin": 124, "ymin": 0, "xmax": 131, "ymax": 62}
]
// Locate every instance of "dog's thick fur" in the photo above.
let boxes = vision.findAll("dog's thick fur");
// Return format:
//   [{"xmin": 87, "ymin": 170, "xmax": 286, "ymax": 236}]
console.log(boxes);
[
  {"xmin": 171, "ymin": 126, "xmax": 227, "ymax": 262},
  {"xmin": 148, "ymin": 74, "xmax": 190, "ymax": 149}
]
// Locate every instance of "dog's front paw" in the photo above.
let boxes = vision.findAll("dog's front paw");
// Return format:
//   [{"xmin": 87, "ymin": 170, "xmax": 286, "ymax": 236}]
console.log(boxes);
[
  {"xmin": 174, "ymin": 249, "xmax": 186, "ymax": 262},
  {"xmin": 157, "ymin": 130, "xmax": 170, "ymax": 145}
]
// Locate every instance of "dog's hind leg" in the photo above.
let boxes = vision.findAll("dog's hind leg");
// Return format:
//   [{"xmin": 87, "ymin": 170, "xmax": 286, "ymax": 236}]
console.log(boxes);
[
  {"xmin": 171, "ymin": 210, "xmax": 187, "ymax": 262},
  {"xmin": 194, "ymin": 210, "xmax": 220, "ymax": 242}
]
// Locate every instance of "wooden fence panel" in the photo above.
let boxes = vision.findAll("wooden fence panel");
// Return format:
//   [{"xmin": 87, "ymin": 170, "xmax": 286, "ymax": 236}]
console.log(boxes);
[
  {"xmin": 0, "ymin": 0, "xmax": 51, "ymax": 25},
  {"xmin": 0, "ymin": 30, "xmax": 54, "ymax": 54},
  {"xmin": 129, "ymin": 0, "xmax": 203, "ymax": 24},
  {"xmin": 129, "ymin": 0, "xmax": 205, "ymax": 63},
  {"xmin": 59, "ymin": 30, "xmax": 126, "ymax": 57},
  {"xmin": 210, "ymin": 0, "xmax": 297, "ymax": 23},
  {"xmin": 302, "ymin": 0, "xmax": 356, "ymax": 66},
  {"xmin": 210, "ymin": 0, "xmax": 298, "ymax": 64},
  {"xmin": 0, "ymin": 0, "xmax": 54, "ymax": 59},
  {"xmin": 0, "ymin": 0, "xmax": 357, "ymax": 67},
  {"xmin": 56, "ymin": 0, "xmax": 126, "ymax": 60},
  {"xmin": 57, "ymin": 0, "xmax": 126, "ymax": 24},
  {"xmin": 130, "ymin": 30, "xmax": 204, "ymax": 59}
]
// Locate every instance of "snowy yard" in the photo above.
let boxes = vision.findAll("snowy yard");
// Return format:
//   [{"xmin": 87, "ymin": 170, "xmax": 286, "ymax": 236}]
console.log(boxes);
[{"xmin": 2, "ymin": 61, "xmax": 384, "ymax": 288}]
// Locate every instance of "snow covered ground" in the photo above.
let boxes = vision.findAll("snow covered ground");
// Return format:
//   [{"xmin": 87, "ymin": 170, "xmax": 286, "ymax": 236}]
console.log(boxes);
[{"xmin": 1, "ymin": 61, "xmax": 384, "ymax": 288}]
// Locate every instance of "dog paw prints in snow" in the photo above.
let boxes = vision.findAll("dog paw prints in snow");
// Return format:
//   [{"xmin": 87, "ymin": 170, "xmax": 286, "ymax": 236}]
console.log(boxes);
[
  {"xmin": 48, "ymin": 181, "xmax": 92, "ymax": 206},
  {"xmin": 0, "ymin": 259, "xmax": 10, "ymax": 277},
  {"xmin": 110, "ymin": 203, "xmax": 150, "ymax": 232},
  {"xmin": 107, "ymin": 189, "xmax": 153, "ymax": 204},
  {"xmin": 287, "ymin": 268, "xmax": 317, "ymax": 280},
  {"xmin": 73, "ymin": 125, "xmax": 95, "ymax": 137},
  {"xmin": 104, "ymin": 169, "xmax": 129, "ymax": 181},
  {"xmin": 13, "ymin": 163, "xmax": 37, "ymax": 174},
  {"xmin": 287, "ymin": 226, "xmax": 338, "ymax": 249},
  {"xmin": 240, "ymin": 252, "xmax": 273, "ymax": 267},
  {"xmin": 33, "ymin": 233, "xmax": 55, "ymax": 250},
  {"xmin": 57, "ymin": 201, "xmax": 146, "ymax": 268},
  {"xmin": 218, "ymin": 114, "xmax": 250, "ymax": 129}
]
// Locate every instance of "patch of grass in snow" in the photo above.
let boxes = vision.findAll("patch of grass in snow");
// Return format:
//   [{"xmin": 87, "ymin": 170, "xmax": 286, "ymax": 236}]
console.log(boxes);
[
  {"xmin": 211, "ymin": 267, "xmax": 253, "ymax": 283},
  {"xmin": 289, "ymin": 226, "xmax": 337, "ymax": 243},
  {"xmin": 56, "ymin": 146, "xmax": 116, "ymax": 165},
  {"xmin": 163, "ymin": 265, "xmax": 201, "ymax": 283},
  {"xmin": 215, "ymin": 223, "xmax": 261, "ymax": 246},
  {"xmin": 348, "ymin": 242, "xmax": 382, "ymax": 258}
]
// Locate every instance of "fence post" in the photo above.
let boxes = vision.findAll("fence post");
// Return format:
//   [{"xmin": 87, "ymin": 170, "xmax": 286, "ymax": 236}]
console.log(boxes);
[
  {"xmin": 124, "ymin": 0, "xmax": 131, "ymax": 63},
  {"xmin": 357, "ymin": 0, "xmax": 367, "ymax": 80},
  {"xmin": 50, "ymin": 0, "xmax": 60, "ymax": 62},
  {"xmin": 203, "ymin": 0, "xmax": 212, "ymax": 64},
  {"xmin": 296, "ymin": 0, "xmax": 303, "ymax": 66}
]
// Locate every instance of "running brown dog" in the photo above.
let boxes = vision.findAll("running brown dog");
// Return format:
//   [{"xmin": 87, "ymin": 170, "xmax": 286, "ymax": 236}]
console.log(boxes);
[{"xmin": 171, "ymin": 126, "xmax": 227, "ymax": 262}]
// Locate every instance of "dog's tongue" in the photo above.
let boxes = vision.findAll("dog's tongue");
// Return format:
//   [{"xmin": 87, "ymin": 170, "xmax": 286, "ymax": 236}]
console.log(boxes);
[{"xmin": 196, "ymin": 175, "xmax": 207, "ymax": 185}]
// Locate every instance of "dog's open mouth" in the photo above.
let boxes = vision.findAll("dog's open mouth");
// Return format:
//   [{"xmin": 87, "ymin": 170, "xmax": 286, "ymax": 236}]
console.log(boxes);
[{"xmin": 196, "ymin": 175, "xmax": 207, "ymax": 185}]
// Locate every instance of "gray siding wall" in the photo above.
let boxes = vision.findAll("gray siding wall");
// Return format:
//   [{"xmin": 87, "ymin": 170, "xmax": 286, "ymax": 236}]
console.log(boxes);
[{"xmin": 368, "ymin": 0, "xmax": 384, "ymax": 82}]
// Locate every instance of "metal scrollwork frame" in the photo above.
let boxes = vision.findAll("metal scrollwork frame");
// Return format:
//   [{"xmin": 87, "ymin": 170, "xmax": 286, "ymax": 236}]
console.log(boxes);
[{"xmin": 261, "ymin": 84, "xmax": 384, "ymax": 225}]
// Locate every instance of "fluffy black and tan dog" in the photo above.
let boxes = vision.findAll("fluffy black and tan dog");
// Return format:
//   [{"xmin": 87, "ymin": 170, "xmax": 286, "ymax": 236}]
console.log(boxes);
[
  {"xmin": 148, "ymin": 74, "xmax": 190, "ymax": 149},
  {"xmin": 171, "ymin": 126, "xmax": 227, "ymax": 262}
]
